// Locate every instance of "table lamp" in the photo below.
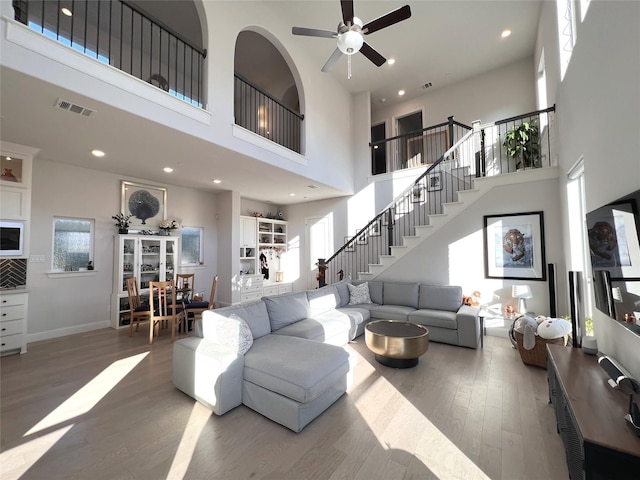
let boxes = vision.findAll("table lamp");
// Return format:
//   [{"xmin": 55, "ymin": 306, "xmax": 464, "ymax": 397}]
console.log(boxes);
[{"xmin": 512, "ymin": 285, "xmax": 533, "ymax": 314}]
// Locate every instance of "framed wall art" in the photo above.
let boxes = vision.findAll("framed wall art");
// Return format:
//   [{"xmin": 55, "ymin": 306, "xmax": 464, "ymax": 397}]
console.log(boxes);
[
  {"xmin": 427, "ymin": 172, "xmax": 442, "ymax": 191},
  {"xmin": 484, "ymin": 211, "xmax": 546, "ymax": 280},
  {"xmin": 344, "ymin": 237, "xmax": 355, "ymax": 252},
  {"xmin": 121, "ymin": 181, "xmax": 167, "ymax": 229}
]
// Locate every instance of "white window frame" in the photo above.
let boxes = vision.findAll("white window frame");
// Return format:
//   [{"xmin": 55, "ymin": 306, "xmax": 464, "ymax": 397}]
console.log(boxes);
[
  {"xmin": 51, "ymin": 216, "xmax": 95, "ymax": 272},
  {"xmin": 181, "ymin": 226, "xmax": 204, "ymax": 266},
  {"xmin": 557, "ymin": 0, "xmax": 578, "ymax": 80}
]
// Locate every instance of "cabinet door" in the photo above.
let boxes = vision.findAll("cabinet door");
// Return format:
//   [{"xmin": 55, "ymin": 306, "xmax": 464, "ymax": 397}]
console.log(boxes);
[
  {"xmin": 139, "ymin": 238, "xmax": 162, "ymax": 289},
  {"xmin": 241, "ymin": 217, "xmax": 257, "ymax": 247},
  {"xmin": 118, "ymin": 236, "xmax": 139, "ymax": 294},
  {"xmin": 162, "ymin": 238, "xmax": 177, "ymax": 282}
]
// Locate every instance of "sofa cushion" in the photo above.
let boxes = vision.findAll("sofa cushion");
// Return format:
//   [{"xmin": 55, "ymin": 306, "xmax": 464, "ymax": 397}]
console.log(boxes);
[
  {"xmin": 347, "ymin": 282, "xmax": 372, "ymax": 305},
  {"xmin": 207, "ymin": 313, "xmax": 253, "ymax": 354},
  {"xmin": 333, "ymin": 279, "xmax": 352, "ymax": 307},
  {"xmin": 418, "ymin": 284, "xmax": 463, "ymax": 312},
  {"xmin": 307, "ymin": 286, "xmax": 340, "ymax": 317},
  {"xmin": 263, "ymin": 291, "xmax": 310, "ymax": 331},
  {"xmin": 408, "ymin": 309, "xmax": 458, "ymax": 329},
  {"xmin": 336, "ymin": 306, "xmax": 371, "ymax": 338},
  {"xmin": 202, "ymin": 301, "xmax": 271, "ymax": 340},
  {"xmin": 369, "ymin": 304, "xmax": 417, "ymax": 321},
  {"xmin": 244, "ymin": 335, "xmax": 350, "ymax": 404},
  {"xmin": 384, "ymin": 282, "xmax": 419, "ymax": 309},
  {"xmin": 273, "ymin": 312, "xmax": 350, "ymax": 346}
]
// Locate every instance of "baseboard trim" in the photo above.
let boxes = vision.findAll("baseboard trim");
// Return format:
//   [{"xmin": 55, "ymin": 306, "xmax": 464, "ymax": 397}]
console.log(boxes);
[{"xmin": 27, "ymin": 321, "xmax": 110, "ymax": 344}]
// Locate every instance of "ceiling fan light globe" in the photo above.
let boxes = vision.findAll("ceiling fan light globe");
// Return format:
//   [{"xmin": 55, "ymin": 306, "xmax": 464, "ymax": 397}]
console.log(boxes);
[{"xmin": 337, "ymin": 30, "xmax": 363, "ymax": 55}]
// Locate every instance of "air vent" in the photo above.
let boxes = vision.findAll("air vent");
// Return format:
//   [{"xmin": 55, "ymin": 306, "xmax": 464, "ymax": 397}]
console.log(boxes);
[
  {"xmin": 421, "ymin": 82, "xmax": 433, "ymax": 90},
  {"xmin": 55, "ymin": 98, "xmax": 95, "ymax": 117},
  {"xmin": 307, "ymin": 185, "xmax": 320, "ymax": 189}
]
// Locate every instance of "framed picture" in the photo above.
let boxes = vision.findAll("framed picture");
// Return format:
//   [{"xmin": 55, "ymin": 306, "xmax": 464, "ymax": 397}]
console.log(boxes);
[
  {"xmin": 427, "ymin": 172, "xmax": 442, "ymax": 191},
  {"xmin": 587, "ymin": 200, "xmax": 640, "ymax": 280},
  {"xmin": 369, "ymin": 219, "xmax": 381, "ymax": 236},
  {"xmin": 382, "ymin": 207, "xmax": 395, "ymax": 226},
  {"xmin": 344, "ymin": 237, "xmax": 354, "ymax": 252},
  {"xmin": 356, "ymin": 231, "xmax": 367, "ymax": 245},
  {"xmin": 484, "ymin": 211, "xmax": 546, "ymax": 280},
  {"xmin": 121, "ymin": 181, "xmax": 167, "ymax": 230},
  {"xmin": 411, "ymin": 185, "xmax": 425, "ymax": 203},
  {"xmin": 1, "ymin": 155, "xmax": 24, "ymax": 185}
]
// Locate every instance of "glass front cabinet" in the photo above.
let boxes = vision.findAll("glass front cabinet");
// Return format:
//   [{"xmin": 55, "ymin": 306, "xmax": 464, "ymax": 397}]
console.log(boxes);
[{"xmin": 111, "ymin": 235, "xmax": 179, "ymax": 328}]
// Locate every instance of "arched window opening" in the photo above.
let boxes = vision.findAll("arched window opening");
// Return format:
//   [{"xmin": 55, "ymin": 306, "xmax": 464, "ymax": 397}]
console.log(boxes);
[{"xmin": 234, "ymin": 31, "xmax": 303, "ymax": 154}]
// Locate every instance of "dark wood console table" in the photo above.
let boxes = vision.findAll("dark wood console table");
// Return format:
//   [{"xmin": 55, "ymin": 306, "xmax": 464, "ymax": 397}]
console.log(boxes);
[{"xmin": 547, "ymin": 344, "xmax": 640, "ymax": 479}]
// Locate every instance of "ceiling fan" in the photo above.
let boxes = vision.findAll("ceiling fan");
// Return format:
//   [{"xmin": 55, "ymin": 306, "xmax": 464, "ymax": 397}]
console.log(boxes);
[{"xmin": 292, "ymin": 0, "xmax": 411, "ymax": 78}]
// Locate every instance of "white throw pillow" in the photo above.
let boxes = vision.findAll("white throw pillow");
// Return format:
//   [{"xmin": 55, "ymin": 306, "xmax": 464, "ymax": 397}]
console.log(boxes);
[
  {"xmin": 537, "ymin": 318, "xmax": 572, "ymax": 339},
  {"xmin": 213, "ymin": 313, "xmax": 253, "ymax": 354},
  {"xmin": 347, "ymin": 282, "xmax": 372, "ymax": 305}
]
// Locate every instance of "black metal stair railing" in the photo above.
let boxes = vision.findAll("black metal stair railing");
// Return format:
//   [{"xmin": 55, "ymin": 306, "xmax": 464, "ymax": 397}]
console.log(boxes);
[
  {"xmin": 325, "ymin": 106, "xmax": 556, "ymax": 284},
  {"xmin": 12, "ymin": 0, "xmax": 206, "ymax": 107},
  {"xmin": 234, "ymin": 74, "xmax": 304, "ymax": 154}
]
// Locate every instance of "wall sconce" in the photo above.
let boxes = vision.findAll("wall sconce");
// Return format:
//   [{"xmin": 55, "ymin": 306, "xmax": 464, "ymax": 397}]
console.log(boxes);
[{"xmin": 512, "ymin": 285, "xmax": 533, "ymax": 314}]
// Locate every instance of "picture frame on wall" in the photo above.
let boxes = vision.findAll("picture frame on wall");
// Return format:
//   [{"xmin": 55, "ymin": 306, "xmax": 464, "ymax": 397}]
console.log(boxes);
[
  {"xmin": 427, "ymin": 172, "xmax": 442, "ymax": 191},
  {"xmin": 344, "ymin": 237, "xmax": 355, "ymax": 252},
  {"xmin": 369, "ymin": 219, "xmax": 381, "ymax": 236},
  {"xmin": 411, "ymin": 185, "xmax": 425, "ymax": 203},
  {"xmin": 483, "ymin": 211, "xmax": 546, "ymax": 280},
  {"xmin": 356, "ymin": 231, "xmax": 367, "ymax": 245},
  {"xmin": 121, "ymin": 181, "xmax": 167, "ymax": 230}
]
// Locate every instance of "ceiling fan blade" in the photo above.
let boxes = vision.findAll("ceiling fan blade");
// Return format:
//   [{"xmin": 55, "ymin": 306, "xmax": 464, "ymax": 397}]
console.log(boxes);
[
  {"xmin": 292, "ymin": 27, "xmax": 336, "ymax": 38},
  {"xmin": 360, "ymin": 42, "xmax": 386, "ymax": 67},
  {"xmin": 341, "ymin": 0, "xmax": 354, "ymax": 24},
  {"xmin": 321, "ymin": 47, "xmax": 344, "ymax": 72},
  {"xmin": 363, "ymin": 5, "xmax": 412, "ymax": 35}
]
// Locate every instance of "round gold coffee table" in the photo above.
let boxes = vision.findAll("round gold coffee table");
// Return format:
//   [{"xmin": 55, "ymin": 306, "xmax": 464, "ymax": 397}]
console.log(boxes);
[{"xmin": 365, "ymin": 320, "xmax": 429, "ymax": 368}]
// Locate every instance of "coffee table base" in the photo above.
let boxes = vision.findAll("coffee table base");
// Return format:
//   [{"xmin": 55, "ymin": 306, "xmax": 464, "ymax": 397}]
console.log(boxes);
[{"xmin": 374, "ymin": 354, "xmax": 419, "ymax": 369}]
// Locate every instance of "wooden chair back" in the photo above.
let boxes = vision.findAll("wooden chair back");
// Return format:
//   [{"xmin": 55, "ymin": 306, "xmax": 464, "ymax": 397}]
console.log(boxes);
[
  {"xmin": 125, "ymin": 277, "xmax": 150, "ymax": 337},
  {"xmin": 208, "ymin": 275, "xmax": 218, "ymax": 309},
  {"xmin": 148, "ymin": 280, "xmax": 185, "ymax": 344}
]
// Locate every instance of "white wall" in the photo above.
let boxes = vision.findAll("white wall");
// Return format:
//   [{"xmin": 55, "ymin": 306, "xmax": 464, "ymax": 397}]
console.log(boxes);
[
  {"xmin": 372, "ymin": 57, "xmax": 537, "ymax": 132},
  {"xmin": 536, "ymin": 0, "xmax": 640, "ymax": 378},
  {"xmin": 27, "ymin": 159, "xmax": 219, "ymax": 341}
]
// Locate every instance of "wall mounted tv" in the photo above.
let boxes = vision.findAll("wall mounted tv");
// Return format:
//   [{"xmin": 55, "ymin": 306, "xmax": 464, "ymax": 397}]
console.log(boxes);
[{"xmin": 586, "ymin": 188, "xmax": 640, "ymax": 320}]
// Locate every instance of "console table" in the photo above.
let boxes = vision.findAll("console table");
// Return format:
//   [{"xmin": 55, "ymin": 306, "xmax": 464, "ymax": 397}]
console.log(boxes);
[{"xmin": 547, "ymin": 344, "xmax": 640, "ymax": 479}]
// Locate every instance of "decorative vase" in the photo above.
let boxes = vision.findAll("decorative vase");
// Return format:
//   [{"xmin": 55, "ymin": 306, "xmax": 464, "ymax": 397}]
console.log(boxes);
[{"xmin": 118, "ymin": 228, "xmax": 128, "ymax": 234}]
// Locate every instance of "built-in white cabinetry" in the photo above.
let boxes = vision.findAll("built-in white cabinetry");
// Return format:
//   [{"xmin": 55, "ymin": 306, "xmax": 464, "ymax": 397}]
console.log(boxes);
[
  {"xmin": 111, "ymin": 235, "xmax": 179, "ymax": 328},
  {"xmin": 240, "ymin": 216, "xmax": 257, "ymax": 275},
  {"xmin": 262, "ymin": 283, "xmax": 293, "ymax": 297},
  {"xmin": 0, "ymin": 291, "xmax": 28, "ymax": 355},
  {"xmin": 240, "ymin": 274, "xmax": 264, "ymax": 303}
]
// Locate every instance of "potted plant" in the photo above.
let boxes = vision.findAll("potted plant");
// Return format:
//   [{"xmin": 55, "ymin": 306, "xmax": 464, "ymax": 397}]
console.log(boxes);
[
  {"xmin": 503, "ymin": 120, "xmax": 541, "ymax": 170},
  {"xmin": 112, "ymin": 213, "xmax": 133, "ymax": 234},
  {"xmin": 158, "ymin": 219, "xmax": 180, "ymax": 235}
]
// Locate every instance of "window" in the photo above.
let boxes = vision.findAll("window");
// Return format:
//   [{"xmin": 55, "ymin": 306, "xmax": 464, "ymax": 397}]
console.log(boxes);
[
  {"xmin": 52, "ymin": 217, "xmax": 94, "ymax": 271},
  {"xmin": 579, "ymin": 0, "xmax": 591, "ymax": 22},
  {"xmin": 181, "ymin": 227, "xmax": 203, "ymax": 265},
  {"xmin": 557, "ymin": 0, "xmax": 577, "ymax": 80}
]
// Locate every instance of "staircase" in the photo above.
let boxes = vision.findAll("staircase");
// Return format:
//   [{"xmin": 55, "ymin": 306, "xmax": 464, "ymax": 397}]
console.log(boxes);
[{"xmin": 324, "ymin": 106, "xmax": 556, "ymax": 285}]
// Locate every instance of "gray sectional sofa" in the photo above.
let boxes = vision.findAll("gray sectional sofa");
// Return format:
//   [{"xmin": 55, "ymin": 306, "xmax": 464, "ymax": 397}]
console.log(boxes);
[{"xmin": 172, "ymin": 280, "xmax": 480, "ymax": 432}]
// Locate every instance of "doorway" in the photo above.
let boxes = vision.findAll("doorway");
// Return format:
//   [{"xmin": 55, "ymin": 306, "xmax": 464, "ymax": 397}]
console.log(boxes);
[
  {"xmin": 371, "ymin": 122, "xmax": 386, "ymax": 175},
  {"xmin": 396, "ymin": 111, "xmax": 423, "ymax": 169},
  {"xmin": 305, "ymin": 215, "xmax": 333, "ymax": 290}
]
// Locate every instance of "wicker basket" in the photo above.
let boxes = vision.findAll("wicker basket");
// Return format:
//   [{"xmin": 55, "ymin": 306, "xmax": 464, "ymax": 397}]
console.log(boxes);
[{"xmin": 513, "ymin": 330, "xmax": 568, "ymax": 369}]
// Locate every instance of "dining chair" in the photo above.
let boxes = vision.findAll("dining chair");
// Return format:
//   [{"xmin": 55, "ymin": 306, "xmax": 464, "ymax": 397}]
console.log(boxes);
[
  {"xmin": 148, "ymin": 280, "xmax": 185, "ymax": 344},
  {"xmin": 125, "ymin": 277, "xmax": 151, "ymax": 338},
  {"xmin": 175, "ymin": 273, "xmax": 195, "ymax": 304},
  {"xmin": 184, "ymin": 275, "xmax": 218, "ymax": 327}
]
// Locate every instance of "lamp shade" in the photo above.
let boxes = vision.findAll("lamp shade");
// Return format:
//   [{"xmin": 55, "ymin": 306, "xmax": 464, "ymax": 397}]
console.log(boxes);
[{"xmin": 512, "ymin": 285, "xmax": 532, "ymax": 299}]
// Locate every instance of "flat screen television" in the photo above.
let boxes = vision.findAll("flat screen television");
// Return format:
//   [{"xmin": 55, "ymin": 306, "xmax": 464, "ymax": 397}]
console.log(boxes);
[
  {"xmin": 0, "ymin": 221, "xmax": 24, "ymax": 256},
  {"xmin": 587, "ymin": 188, "xmax": 640, "ymax": 319}
]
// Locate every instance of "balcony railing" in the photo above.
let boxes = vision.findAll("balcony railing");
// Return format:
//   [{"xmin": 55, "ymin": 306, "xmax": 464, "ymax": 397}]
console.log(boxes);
[
  {"xmin": 370, "ymin": 117, "xmax": 472, "ymax": 175},
  {"xmin": 326, "ymin": 106, "xmax": 556, "ymax": 284},
  {"xmin": 13, "ymin": 0, "xmax": 206, "ymax": 107},
  {"xmin": 234, "ymin": 74, "xmax": 304, "ymax": 154}
]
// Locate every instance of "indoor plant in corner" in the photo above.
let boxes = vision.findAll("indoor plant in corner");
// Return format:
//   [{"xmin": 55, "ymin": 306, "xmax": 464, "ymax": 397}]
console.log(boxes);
[
  {"xmin": 503, "ymin": 120, "xmax": 541, "ymax": 170},
  {"xmin": 112, "ymin": 213, "xmax": 133, "ymax": 234}
]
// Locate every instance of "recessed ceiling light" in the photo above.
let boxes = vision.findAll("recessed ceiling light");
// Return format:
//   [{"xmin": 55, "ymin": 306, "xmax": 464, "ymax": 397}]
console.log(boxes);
[
  {"xmin": 387, "ymin": 58, "xmax": 396, "ymax": 65},
  {"xmin": 61, "ymin": 7, "xmax": 72, "ymax": 17},
  {"xmin": 163, "ymin": 167, "xmax": 173, "ymax": 173},
  {"xmin": 212, "ymin": 179, "xmax": 222, "ymax": 184},
  {"xmin": 380, "ymin": 98, "xmax": 386, "ymax": 103},
  {"xmin": 501, "ymin": 29, "xmax": 512, "ymax": 38},
  {"xmin": 289, "ymin": 193, "xmax": 296, "ymax": 197},
  {"xmin": 398, "ymin": 89, "xmax": 405, "ymax": 96},
  {"xmin": 91, "ymin": 149, "xmax": 105, "ymax": 157},
  {"xmin": 5, "ymin": 157, "xmax": 11, "ymax": 161}
]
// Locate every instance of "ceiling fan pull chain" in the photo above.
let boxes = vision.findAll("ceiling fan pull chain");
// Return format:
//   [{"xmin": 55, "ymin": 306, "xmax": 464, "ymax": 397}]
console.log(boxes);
[{"xmin": 348, "ymin": 54, "xmax": 352, "ymax": 79}]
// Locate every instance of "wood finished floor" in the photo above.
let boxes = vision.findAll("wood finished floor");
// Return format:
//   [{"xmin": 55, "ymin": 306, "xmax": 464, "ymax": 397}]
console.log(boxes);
[{"xmin": 0, "ymin": 328, "xmax": 569, "ymax": 480}]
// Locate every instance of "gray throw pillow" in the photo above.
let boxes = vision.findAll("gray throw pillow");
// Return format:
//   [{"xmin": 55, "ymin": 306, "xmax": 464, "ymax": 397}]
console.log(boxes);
[{"xmin": 348, "ymin": 282, "xmax": 372, "ymax": 305}]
